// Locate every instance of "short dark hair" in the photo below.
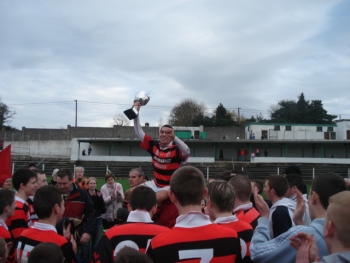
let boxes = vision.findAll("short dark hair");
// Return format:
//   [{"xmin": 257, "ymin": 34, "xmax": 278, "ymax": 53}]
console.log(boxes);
[
  {"xmin": 130, "ymin": 186, "xmax": 156, "ymax": 211},
  {"xmin": 56, "ymin": 168, "xmax": 73, "ymax": 181},
  {"xmin": 114, "ymin": 246, "xmax": 153, "ymax": 263},
  {"xmin": 283, "ymin": 165, "xmax": 301, "ymax": 175},
  {"xmin": 312, "ymin": 172, "xmax": 347, "ymax": 210},
  {"xmin": 170, "ymin": 166, "xmax": 205, "ymax": 206},
  {"xmin": 266, "ymin": 175, "xmax": 288, "ymax": 197},
  {"xmin": 129, "ymin": 168, "xmax": 145, "ymax": 178},
  {"xmin": 12, "ymin": 169, "xmax": 37, "ymax": 191},
  {"xmin": 207, "ymin": 181, "xmax": 235, "ymax": 212},
  {"xmin": 28, "ymin": 162, "xmax": 36, "ymax": 168},
  {"xmin": 0, "ymin": 190, "xmax": 15, "ymax": 215},
  {"xmin": 161, "ymin": 124, "xmax": 173, "ymax": 130},
  {"xmin": 285, "ymin": 173, "xmax": 304, "ymax": 192},
  {"xmin": 252, "ymin": 180, "xmax": 263, "ymax": 194},
  {"xmin": 28, "ymin": 242, "xmax": 63, "ymax": 263},
  {"xmin": 228, "ymin": 175, "xmax": 252, "ymax": 202},
  {"xmin": 105, "ymin": 172, "xmax": 115, "ymax": 182},
  {"xmin": 32, "ymin": 169, "xmax": 46, "ymax": 176},
  {"xmin": 33, "ymin": 186, "xmax": 63, "ymax": 219}
]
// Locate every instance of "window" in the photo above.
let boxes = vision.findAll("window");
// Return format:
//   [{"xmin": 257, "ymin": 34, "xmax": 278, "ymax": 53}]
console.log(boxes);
[
  {"xmin": 327, "ymin": 127, "xmax": 334, "ymax": 132},
  {"xmin": 316, "ymin": 127, "xmax": 322, "ymax": 132},
  {"xmin": 274, "ymin": 125, "xmax": 280, "ymax": 131},
  {"xmin": 285, "ymin": 126, "xmax": 292, "ymax": 131}
]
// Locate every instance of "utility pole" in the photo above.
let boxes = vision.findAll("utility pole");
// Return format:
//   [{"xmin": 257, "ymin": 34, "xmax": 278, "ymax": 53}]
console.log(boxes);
[
  {"xmin": 238, "ymin": 107, "xmax": 241, "ymax": 125},
  {"xmin": 74, "ymin": 100, "xmax": 77, "ymax": 127}
]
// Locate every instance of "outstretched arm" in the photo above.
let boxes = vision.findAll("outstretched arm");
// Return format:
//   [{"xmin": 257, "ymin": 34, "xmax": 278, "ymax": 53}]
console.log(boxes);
[
  {"xmin": 174, "ymin": 136, "xmax": 190, "ymax": 158},
  {"xmin": 133, "ymin": 102, "xmax": 146, "ymax": 142}
]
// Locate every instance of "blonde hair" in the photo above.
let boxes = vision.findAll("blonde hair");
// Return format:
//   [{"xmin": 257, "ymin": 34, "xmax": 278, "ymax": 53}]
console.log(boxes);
[
  {"xmin": 88, "ymin": 177, "xmax": 97, "ymax": 184},
  {"xmin": 327, "ymin": 191, "xmax": 350, "ymax": 247}
]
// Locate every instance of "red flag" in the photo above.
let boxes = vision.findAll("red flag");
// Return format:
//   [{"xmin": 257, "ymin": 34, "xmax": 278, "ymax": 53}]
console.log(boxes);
[{"xmin": 0, "ymin": 144, "xmax": 12, "ymax": 187}]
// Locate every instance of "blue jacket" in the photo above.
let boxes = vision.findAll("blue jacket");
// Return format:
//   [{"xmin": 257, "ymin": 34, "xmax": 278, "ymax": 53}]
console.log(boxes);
[{"xmin": 250, "ymin": 217, "xmax": 328, "ymax": 263}]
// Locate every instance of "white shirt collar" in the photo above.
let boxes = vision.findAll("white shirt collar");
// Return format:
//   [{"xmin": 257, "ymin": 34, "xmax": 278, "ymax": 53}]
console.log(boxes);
[
  {"xmin": 175, "ymin": 211, "xmax": 212, "ymax": 228},
  {"xmin": 30, "ymin": 222, "xmax": 57, "ymax": 232},
  {"xmin": 15, "ymin": 196, "xmax": 27, "ymax": 204},
  {"xmin": 214, "ymin": 214, "xmax": 238, "ymax": 224},
  {"xmin": 233, "ymin": 202, "xmax": 253, "ymax": 213},
  {"xmin": 127, "ymin": 210, "xmax": 153, "ymax": 223},
  {"xmin": 0, "ymin": 219, "xmax": 8, "ymax": 230}
]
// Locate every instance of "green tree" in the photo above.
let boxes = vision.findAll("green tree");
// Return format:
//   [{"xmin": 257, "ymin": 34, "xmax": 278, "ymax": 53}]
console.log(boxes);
[
  {"xmin": 213, "ymin": 103, "xmax": 235, "ymax": 127},
  {"xmin": 0, "ymin": 98, "xmax": 16, "ymax": 130},
  {"xmin": 269, "ymin": 93, "xmax": 336, "ymax": 124},
  {"xmin": 168, "ymin": 99, "xmax": 207, "ymax": 126}
]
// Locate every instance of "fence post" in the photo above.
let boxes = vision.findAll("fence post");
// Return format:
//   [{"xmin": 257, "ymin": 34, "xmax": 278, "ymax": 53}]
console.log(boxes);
[
  {"xmin": 106, "ymin": 165, "xmax": 109, "ymax": 174},
  {"xmin": 277, "ymin": 167, "xmax": 279, "ymax": 175},
  {"xmin": 42, "ymin": 164, "xmax": 45, "ymax": 171},
  {"xmin": 207, "ymin": 167, "xmax": 209, "ymax": 182},
  {"xmin": 12, "ymin": 163, "xmax": 15, "ymax": 174},
  {"xmin": 313, "ymin": 168, "xmax": 315, "ymax": 179}
]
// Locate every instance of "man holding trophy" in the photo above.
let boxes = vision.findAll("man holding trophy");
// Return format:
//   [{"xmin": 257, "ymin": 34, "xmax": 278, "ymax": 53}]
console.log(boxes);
[{"xmin": 125, "ymin": 91, "xmax": 190, "ymax": 192}]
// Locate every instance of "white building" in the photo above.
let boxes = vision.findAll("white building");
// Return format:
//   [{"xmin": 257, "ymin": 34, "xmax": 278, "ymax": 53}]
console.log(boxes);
[{"xmin": 246, "ymin": 120, "xmax": 350, "ymax": 141}]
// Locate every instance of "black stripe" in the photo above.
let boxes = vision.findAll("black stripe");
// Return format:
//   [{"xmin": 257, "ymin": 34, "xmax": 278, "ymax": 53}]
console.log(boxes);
[{"xmin": 238, "ymin": 229, "xmax": 253, "ymax": 243}]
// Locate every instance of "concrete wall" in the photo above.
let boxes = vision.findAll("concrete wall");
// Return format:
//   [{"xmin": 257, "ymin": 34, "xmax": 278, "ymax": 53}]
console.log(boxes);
[
  {"xmin": 252, "ymin": 157, "xmax": 350, "ymax": 164},
  {"xmin": 6, "ymin": 141, "xmax": 71, "ymax": 156}
]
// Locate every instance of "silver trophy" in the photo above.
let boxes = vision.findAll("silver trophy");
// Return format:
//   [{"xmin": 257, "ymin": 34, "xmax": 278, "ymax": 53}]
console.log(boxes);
[{"xmin": 124, "ymin": 91, "xmax": 150, "ymax": 120}]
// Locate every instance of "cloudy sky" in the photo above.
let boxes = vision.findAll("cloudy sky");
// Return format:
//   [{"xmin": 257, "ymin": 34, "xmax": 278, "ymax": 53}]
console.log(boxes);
[{"xmin": 1, "ymin": 0, "xmax": 349, "ymax": 129}]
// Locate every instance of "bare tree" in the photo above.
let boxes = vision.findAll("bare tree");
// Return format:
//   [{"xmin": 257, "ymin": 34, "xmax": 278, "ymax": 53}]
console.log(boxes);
[
  {"xmin": 0, "ymin": 97, "xmax": 16, "ymax": 130},
  {"xmin": 158, "ymin": 116, "xmax": 164, "ymax": 127},
  {"xmin": 112, "ymin": 114, "xmax": 130, "ymax": 126},
  {"xmin": 168, "ymin": 99, "xmax": 207, "ymax": 126}
]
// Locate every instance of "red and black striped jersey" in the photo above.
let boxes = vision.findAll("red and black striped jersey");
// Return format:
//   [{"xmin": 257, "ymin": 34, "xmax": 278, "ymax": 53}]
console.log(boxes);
[
  {"xmin": 140, "ymin": 134, "xmax": 184, "ymax": 188},
  {"xmin": 0, "ymin": 222, "xmax": 14, "ymax": 263},
  {"xmin": 93, "ymin": 222, "xmax": 169, "ymax": 263},
  {"xmin": 147, "ymin": 213, "xmax": 242, "ymax": 263},
  {"xmin": 215, "ymin": 216, "xmax": 253, "ymax": 263},
  {"xmin": 235, "ymin": 207, "xmax": 260, "ymax": 230},
  {"xmin": 6, "ymin": 197, "xmax": 31, "ymax": 263},
  {"xmin": 26, "ymin": 197, "xmax": 38, "ymax": 225},
  {"xmin": 17, "ymin": 222, "xmax": 76, "ymax": 263}
]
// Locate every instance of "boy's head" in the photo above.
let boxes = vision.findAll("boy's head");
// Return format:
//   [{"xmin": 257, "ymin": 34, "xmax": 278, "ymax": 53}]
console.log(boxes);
[
  {"xmin": 285, "ymin": 173, "xmax": 304, "ymax": 198},
  {"xmin": 325, "ymin": 191, "xmax": 350, "ymax": 249},
  {"xmin": 264, "ymin": 175, "xmax": 288, "ymax": 200},
  {"xmin": 311, "ymin": 172, "xmax": 346, "ymax": 210},
  {"xmin": 170, "ymin": 166, "xmax": 206, "ymax": 207},
  {"xmin": 129, "ymin": 186, "xmax": 156, "ymax": 212},
  {"xmin": 12, "ymin": 169, "xmax": 37, "ymax": 195},
  {"xmin": 207, "ymin": 181, "xmax": 235, "ymax": 219},
  {"xmin": 228, "ymin": 175, "xmax": 252, "ymax": 203},
  {"xmin": 0, "ymin": 190, "xmax": 15, "ymax": 218},
  {"xmin": 28, "ymin": 242, "xmax": 63, "ymax": 263},
  {"xmin": 33, "ymin": 185, "xmax": 64, "ymax": 221}
]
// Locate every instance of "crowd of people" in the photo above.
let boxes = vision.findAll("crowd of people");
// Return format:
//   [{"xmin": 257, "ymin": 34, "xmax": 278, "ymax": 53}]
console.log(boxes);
[{"xmin": 0, "ymin": 105, "xmax": 350, "ymax": 263}]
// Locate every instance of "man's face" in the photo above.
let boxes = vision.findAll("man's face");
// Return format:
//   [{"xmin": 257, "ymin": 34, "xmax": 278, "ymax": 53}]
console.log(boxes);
[
  {"xmin": 36, "ymin": 173, "xmax": 48, "ymax": 189},
  {"xmin": 29, "ymin": 166, "xmax": 36, "ymax": 170},
  {"xmin": 264, "ymin": 180, "xmax": 272, "ymax": 200},
  {"xmin": 129, "ymin": 171, "xmax": 144, "ymax": 187},
  {"xmin": 159, "ymin": 127, "xmax": 174, "ymax": 146},
  {"xmin": 7, "ymin": 200, "xmax": 16, "ymax": 217},
  {"xmin": 56, "ymin": 176, "xmax": 73, "ymax": 195},
  {"xmin": 22, "ymin": 177, "xmax": 37, "ymax": 197}
]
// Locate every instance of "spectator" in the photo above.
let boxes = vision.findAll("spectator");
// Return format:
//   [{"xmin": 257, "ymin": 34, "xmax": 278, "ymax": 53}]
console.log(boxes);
[
  {"xmin": 219, "ymin": 149, "xmax": 224, "ymax": 160},
  {"xmin": 291, "ymin": 191, "xmax": 350, "ymax": 263},
  {"xmin": 86, "ymin": 177, "xmax": 106, "ymax": 251},
  {"xmin": 114, "ymin": 246, "xmax": 153, "ymax": 263},
  {"xmin": 264, "ymin": 149, "xmax": 268, "ymax": 157},
  {"xmin": 250, "ymin": 172, "xmax": 347, "ymax": 263},
  {"xmin": 206, "ymin": 181, "xmax": 253, "ymax": 262},
  {"xmin": 0, "ymin": 178, "xmax": 12, "ymax": 191},
  {"xmin": 88, "ymin": 145, "xmax": 92, "ymax": 156},
  {"xmin": 56, "ymin": 168, "xmax": 95, "ymax": 263},
  {"xmin": 100, "ymin": 172, "xmax": 124, "ymax": 230},
  {"xmin": 28, "ymin": 163, "xmax": 36, "ymax": 170},
  {"xmin": 283, "ymin": 165, "xmax": 307, "ymax": 195},
  {"xmin": 49, "ymin": 168, "xmax": 59, "ymax": 187},
  {"xmin": 93, "ymin": 186, "xmax": 169, "ymax": 263},
  {"xmin": 229, "ymin": 175, "xmax": 260, "ymax": 229},
  {"xmin": 17, "ymin": 186, "xmax": 76, "ymax": 263},
  {"xmin": 146, "ymin": 166, "xmax": 242, "ymax": 263},
  {"xmin": 264, "ymin": 175, "xmax": 295, "ymax": 238},
  {"xmin": 82, "ymin": 149, "xmax": 86, "ymax": 156},
  {"xmin": 6, "ymin": 169, "xmax": 37, "ymax": 262},
  {"xmin": 28, "ymin": 242, "xmax": 64, "ymax": 263},
  {"xmin": 73, "ymin": 166, "xmax": 88, "ymax": 190},
  {"xmin": 128, "ymin": 168, "xmax": 145, "ymax": 188},
  {"xmin": 0, "ymin": 190, "xmax": 15, "ymax": 262}
]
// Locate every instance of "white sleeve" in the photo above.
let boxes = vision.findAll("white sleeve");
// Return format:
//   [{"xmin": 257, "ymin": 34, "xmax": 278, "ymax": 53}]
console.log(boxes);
[
  {"xmin": 174, "ymin": 136, "xmax": 190, "ymax": 157},
  {"xmin": 133, "ymin": 116, "xmax": 145, "ymax": 142}
]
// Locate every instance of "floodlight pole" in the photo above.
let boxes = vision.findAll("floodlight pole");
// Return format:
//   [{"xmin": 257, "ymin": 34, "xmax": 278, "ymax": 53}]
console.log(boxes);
[{"xmin": 74, "ymin": 100, "xmax": 77, "ymax": 127}]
